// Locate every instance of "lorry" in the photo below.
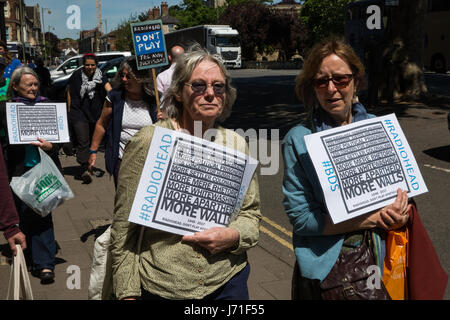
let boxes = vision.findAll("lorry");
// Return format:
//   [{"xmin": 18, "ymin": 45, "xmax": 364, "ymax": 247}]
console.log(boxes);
[{"xmin": 164, "ymin": 25, "xmax": 241, "ymax": 69}]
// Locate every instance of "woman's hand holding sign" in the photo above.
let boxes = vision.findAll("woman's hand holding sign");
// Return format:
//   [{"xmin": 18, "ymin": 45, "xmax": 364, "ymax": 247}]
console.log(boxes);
[
  {"xmin": 323, "ymin": 188, "xmax": 410, "ymax": 235},
  {"xmin": 30, "ymin": 137, "xmax": 53, "ymax": 152},
  {"xmin": 378, "ymin": 188, "xmax": 411, "ymax": 230},
  {"xmin": 182, "ymin": 227, "xmax": 239, "ymax": 255}
]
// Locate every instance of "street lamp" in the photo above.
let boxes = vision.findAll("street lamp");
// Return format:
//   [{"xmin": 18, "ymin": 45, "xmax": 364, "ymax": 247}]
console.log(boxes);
[
  {"xmin": 41, "ymin": 7, "xmax": 51, "ymax": 65},
  {"xmin": 47, "ymin": 25, "xmax": 55, "ymax": 64}
]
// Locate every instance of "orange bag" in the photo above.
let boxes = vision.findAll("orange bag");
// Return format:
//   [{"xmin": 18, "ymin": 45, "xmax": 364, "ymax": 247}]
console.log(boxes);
[{"xmin": 382, "ymin": 227, "xmax": 409, "ymax": 300}]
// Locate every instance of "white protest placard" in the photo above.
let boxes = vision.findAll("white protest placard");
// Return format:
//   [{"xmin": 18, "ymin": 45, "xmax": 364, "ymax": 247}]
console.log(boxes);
[
  {"xmin": 305, "ymin": 113, "xmax": 428, "ymax": 224},
  {"xmin": 6, "ymin": 102, "xmax": 70, "ymax": 144},
  {"xmin": 128, "ymin": 127, "xmax": 258, "ymax": 236}
]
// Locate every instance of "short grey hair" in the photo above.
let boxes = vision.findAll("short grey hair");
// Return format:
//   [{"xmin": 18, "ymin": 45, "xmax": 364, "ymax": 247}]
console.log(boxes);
[
  {"xmin": 163, "ymin": 45, "xmax": 236, "ymax": 123},
  {"xmin": 110, "ymin": 56, "xmax": 155, "ymax": 96},
  {"xmin": 7, "ymin": 66, "xmax": 40, "ymax": 99}
]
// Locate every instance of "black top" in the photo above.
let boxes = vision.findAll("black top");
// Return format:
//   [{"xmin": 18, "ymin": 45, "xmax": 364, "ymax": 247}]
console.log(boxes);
[{"xmin": 68, "ymin": 68, "xmax": 107, "ymax": 123}]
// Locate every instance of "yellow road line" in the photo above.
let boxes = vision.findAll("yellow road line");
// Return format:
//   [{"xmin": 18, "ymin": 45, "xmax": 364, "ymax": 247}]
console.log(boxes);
[
  {"xmin": 262, "ymin": 216, "xmax": 293, "ymax": 238},
  {"xmin": 424, "ymin": 164, "xmax": 450, "ymax": 173},
  {"xmin": 259, "ymin": 225, "xmax": 293, "ymax": 252}
]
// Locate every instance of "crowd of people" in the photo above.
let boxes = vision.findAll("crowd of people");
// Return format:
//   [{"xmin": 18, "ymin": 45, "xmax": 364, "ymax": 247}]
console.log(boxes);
[{"xmin": 0, "ymin": 39, "xmax": 444, "ymax": 300}]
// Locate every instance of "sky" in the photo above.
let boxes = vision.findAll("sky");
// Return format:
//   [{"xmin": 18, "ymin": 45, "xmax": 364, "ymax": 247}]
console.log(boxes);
[{"xmin": 25, "ymin": 0, "xmax": 182, "ymax": 39}]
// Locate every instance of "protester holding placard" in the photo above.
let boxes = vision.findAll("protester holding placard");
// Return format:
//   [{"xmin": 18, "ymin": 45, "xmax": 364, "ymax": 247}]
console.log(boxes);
[
  {"xmin": 282, "ymin": 38, "xmax": 411, "ymax": 299},
  {"xmin": 67, "ymin": 53, "xmax": 108, "ymax": 184},
  {"xmin": 110, "ymin": 47, "xmax": 261, "ymax": 300},
  {"xmin": 1, "ymin": 67, "xmax": 60, "ymax": 284},
  {"xmin": 87, "ymin": 56, "xmax": 158, "ymax": 187}
]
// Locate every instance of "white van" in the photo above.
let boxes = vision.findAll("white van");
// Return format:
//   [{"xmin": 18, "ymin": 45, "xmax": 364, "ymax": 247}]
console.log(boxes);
[{"xmin": 50, "ymin": 51, "xmax": 132, "ymax": 80}]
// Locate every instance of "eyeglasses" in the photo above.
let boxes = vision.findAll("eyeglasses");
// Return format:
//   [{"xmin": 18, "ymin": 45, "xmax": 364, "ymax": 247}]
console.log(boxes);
[
  {"xmin": 185, "ymin": 81, "xmax": 226, "ymax": 95},
  {"xmin": 313, "ymin": 74, "xmax": 353, "ymax": 89}
]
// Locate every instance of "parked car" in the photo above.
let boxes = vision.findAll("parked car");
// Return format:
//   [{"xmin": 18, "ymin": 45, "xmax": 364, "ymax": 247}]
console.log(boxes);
[
  {"xmin": 49, "ymin": 56, "xmax": 126, "ymax": 102},
  {"xmin": 50, "ymin": 51, "xmax": 132, "ymax": 81}
]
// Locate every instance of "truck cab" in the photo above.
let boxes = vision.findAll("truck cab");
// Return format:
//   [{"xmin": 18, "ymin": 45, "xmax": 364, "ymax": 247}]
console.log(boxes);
[
  {"xmin": 164, "ymin": 25, "xmax": 242, "ymax": 69},
  {"xmin": 206, "ymin": 26, "xmax": 241, "ymax": 69}
]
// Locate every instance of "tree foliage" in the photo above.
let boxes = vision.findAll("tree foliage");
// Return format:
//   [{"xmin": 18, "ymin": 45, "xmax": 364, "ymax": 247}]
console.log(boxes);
[
  {"xmin": 219, "ymin": 0, "xmax": 306, "ymax": 61},
  {"xmin": 170, "ymin": 0, "xmax": 220, "ymax": 30},
  {"xmin": 219, "ymin": 0, "xmax": 272, "ymax": 60},
  {"xmin": 114, "ymin": 13, "xmax": 148, "ymax": 52},
  {"xmin": 300, "ymin": 0, "xmax": 355, "ymax": 47},
  {"xmin": 269, "ymin": 9, "xmax": 307, "ymax": 61}
]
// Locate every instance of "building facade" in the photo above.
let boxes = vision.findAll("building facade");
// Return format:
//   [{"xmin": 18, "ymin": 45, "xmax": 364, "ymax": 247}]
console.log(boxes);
[{"xmin": 3, "ymin": 0, "xmax": 42, "ymax": 59}]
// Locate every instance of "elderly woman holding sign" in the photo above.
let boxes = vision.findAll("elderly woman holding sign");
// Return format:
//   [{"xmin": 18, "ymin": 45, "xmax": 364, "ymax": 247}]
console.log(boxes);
[
  {"xmin": 1, "ymin": 67, "xmax": 60, "ymax": 284},
  {"xmin": 110, "ymin": 46, "xmax": 261, "ymax": 300},
  {"xmin": 282, "ymin": 38, "xmax": 411, "ymax": 300}
]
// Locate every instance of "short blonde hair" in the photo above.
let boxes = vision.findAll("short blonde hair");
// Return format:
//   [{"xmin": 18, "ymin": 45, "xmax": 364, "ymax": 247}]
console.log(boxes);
[{"xmin": 163, "ymin": 45, "xmax": 237, "ymax": 123}]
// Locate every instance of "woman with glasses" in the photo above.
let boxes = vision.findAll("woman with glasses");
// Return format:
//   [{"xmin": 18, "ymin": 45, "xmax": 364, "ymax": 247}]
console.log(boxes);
[
  {"xmin": 110, "ymin": 46, "xmax": 261, "ymax": 300},
  {"xmin": 282, "ymin": 38, "xmax": 410, "ymax": 299},
  {"xmin": 2, "ymin": 67, "xmax": 61, "ymax": 284},
  {"xmin": 88, "ymin": 56, "xmax": 157, "ymax": 188}
]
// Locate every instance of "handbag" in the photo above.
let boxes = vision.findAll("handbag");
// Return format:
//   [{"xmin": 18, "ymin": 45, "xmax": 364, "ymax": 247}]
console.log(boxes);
[
  {"xmin": 6, "ymin": 245, "xmax": 34, "ymax": 300},
  {"xmin": 10, "ymin": 148, "xmax": 74, "ymax": 217},
  {"xmin": 320, "ymin": 231, "xmax": 391, "ymax": 300}
]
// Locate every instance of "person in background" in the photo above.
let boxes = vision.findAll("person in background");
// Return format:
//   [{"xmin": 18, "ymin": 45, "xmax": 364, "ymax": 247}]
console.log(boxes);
[
  {"xmin": 67, "ymin": 53, "xmax": 107, "ymax": 184},
  {"xmin": 156, "ymin": 45, "xmax": 184, "ymax": 119},
  {"xmin": 34, "ymin": 58, "xmax": 51, "ymax": 98},
  {"xmin": 28, "ymin": 59, "xmax": 37, "ymax": 70},
  {"xmin": 2, "ymin": 67, "xmax": 60, "ymax": 284},
  {"xmin": 0, "ymin": 40, "xmax": 22, "ymax": 79},
  {"xmin": 87, "ymin": 56, "xmax": 157, "ymax": 188},
  {"xmin": 0, "ymin": 54, "xmax": 9, "ymax": 101},
  {"xmin": 282, "ymin": 38, "xmax": 411, "ymax": 299},
  {"xmin": 110, "ymin": 46, "xmax": 261, "ymax": 300}
]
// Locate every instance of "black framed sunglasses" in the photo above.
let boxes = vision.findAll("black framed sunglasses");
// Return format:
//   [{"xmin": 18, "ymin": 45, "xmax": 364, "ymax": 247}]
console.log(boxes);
[
  {"xmin": 313, "ymin": 74, "xmax": 354, "ymax": 89},
  {"xmin": 185, "ymin": 81, "xmax": 226, "ymax": 95}
]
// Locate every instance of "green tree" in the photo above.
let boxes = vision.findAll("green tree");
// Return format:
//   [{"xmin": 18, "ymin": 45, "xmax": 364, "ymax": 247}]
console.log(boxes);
[
  {"xmin": 269, "ymin": 9, "xmax": 307, "ymax": 61},
  {"xmin": 114, "ymin": 12, "xmax": 148, "ymax": 52},
  {"xmin": 219, "ymin": 0, "xmax": 273, "ymax": 60},
  {"xmin": 170, "ymin": 0, "xmax": 219, "ymax": 29},
  {"xmin": 300, "ymin": 0, "xmax": 355, "ymax": 47}
]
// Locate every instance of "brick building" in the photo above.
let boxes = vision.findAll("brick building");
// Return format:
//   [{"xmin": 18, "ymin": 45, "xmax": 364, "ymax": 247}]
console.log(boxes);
[{"xmin": 3, "ymin": 0, "xmax": 42, "ymax": 58}]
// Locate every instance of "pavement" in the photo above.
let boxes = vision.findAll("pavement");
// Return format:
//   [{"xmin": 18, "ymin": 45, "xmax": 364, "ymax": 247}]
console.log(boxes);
[{"xmin": 0, "ymin": 151, "xmax": 293, "ymax": 300}]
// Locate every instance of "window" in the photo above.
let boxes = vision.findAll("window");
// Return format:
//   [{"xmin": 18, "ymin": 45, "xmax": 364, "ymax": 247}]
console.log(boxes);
[{"xmin": 5, "ymin": 26, "xmax": 9, "ymax": 41}]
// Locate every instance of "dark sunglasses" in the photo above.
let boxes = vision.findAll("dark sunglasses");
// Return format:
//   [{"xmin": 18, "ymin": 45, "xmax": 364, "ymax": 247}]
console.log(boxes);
[
  {"xmin": 185, "ymin": 81, "xmax": 226, "ymax": 95},
  {"xmin": 313, "ymin": 74, "xmax": 353, "ymax": 89}
]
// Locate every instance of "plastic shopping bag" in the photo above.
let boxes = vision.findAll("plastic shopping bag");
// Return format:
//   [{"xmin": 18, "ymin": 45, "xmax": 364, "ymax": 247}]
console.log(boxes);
[
  {"xmin": 10, "ymin": 148, "xmax": 74, "ymax": 217},
  {"xmin": 88, "ymin": 226, "xmax": 113, "ymax": 300},
  {"xmin": 382, "ymin": 227, "xmax": 409, "ymax": 300}
]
